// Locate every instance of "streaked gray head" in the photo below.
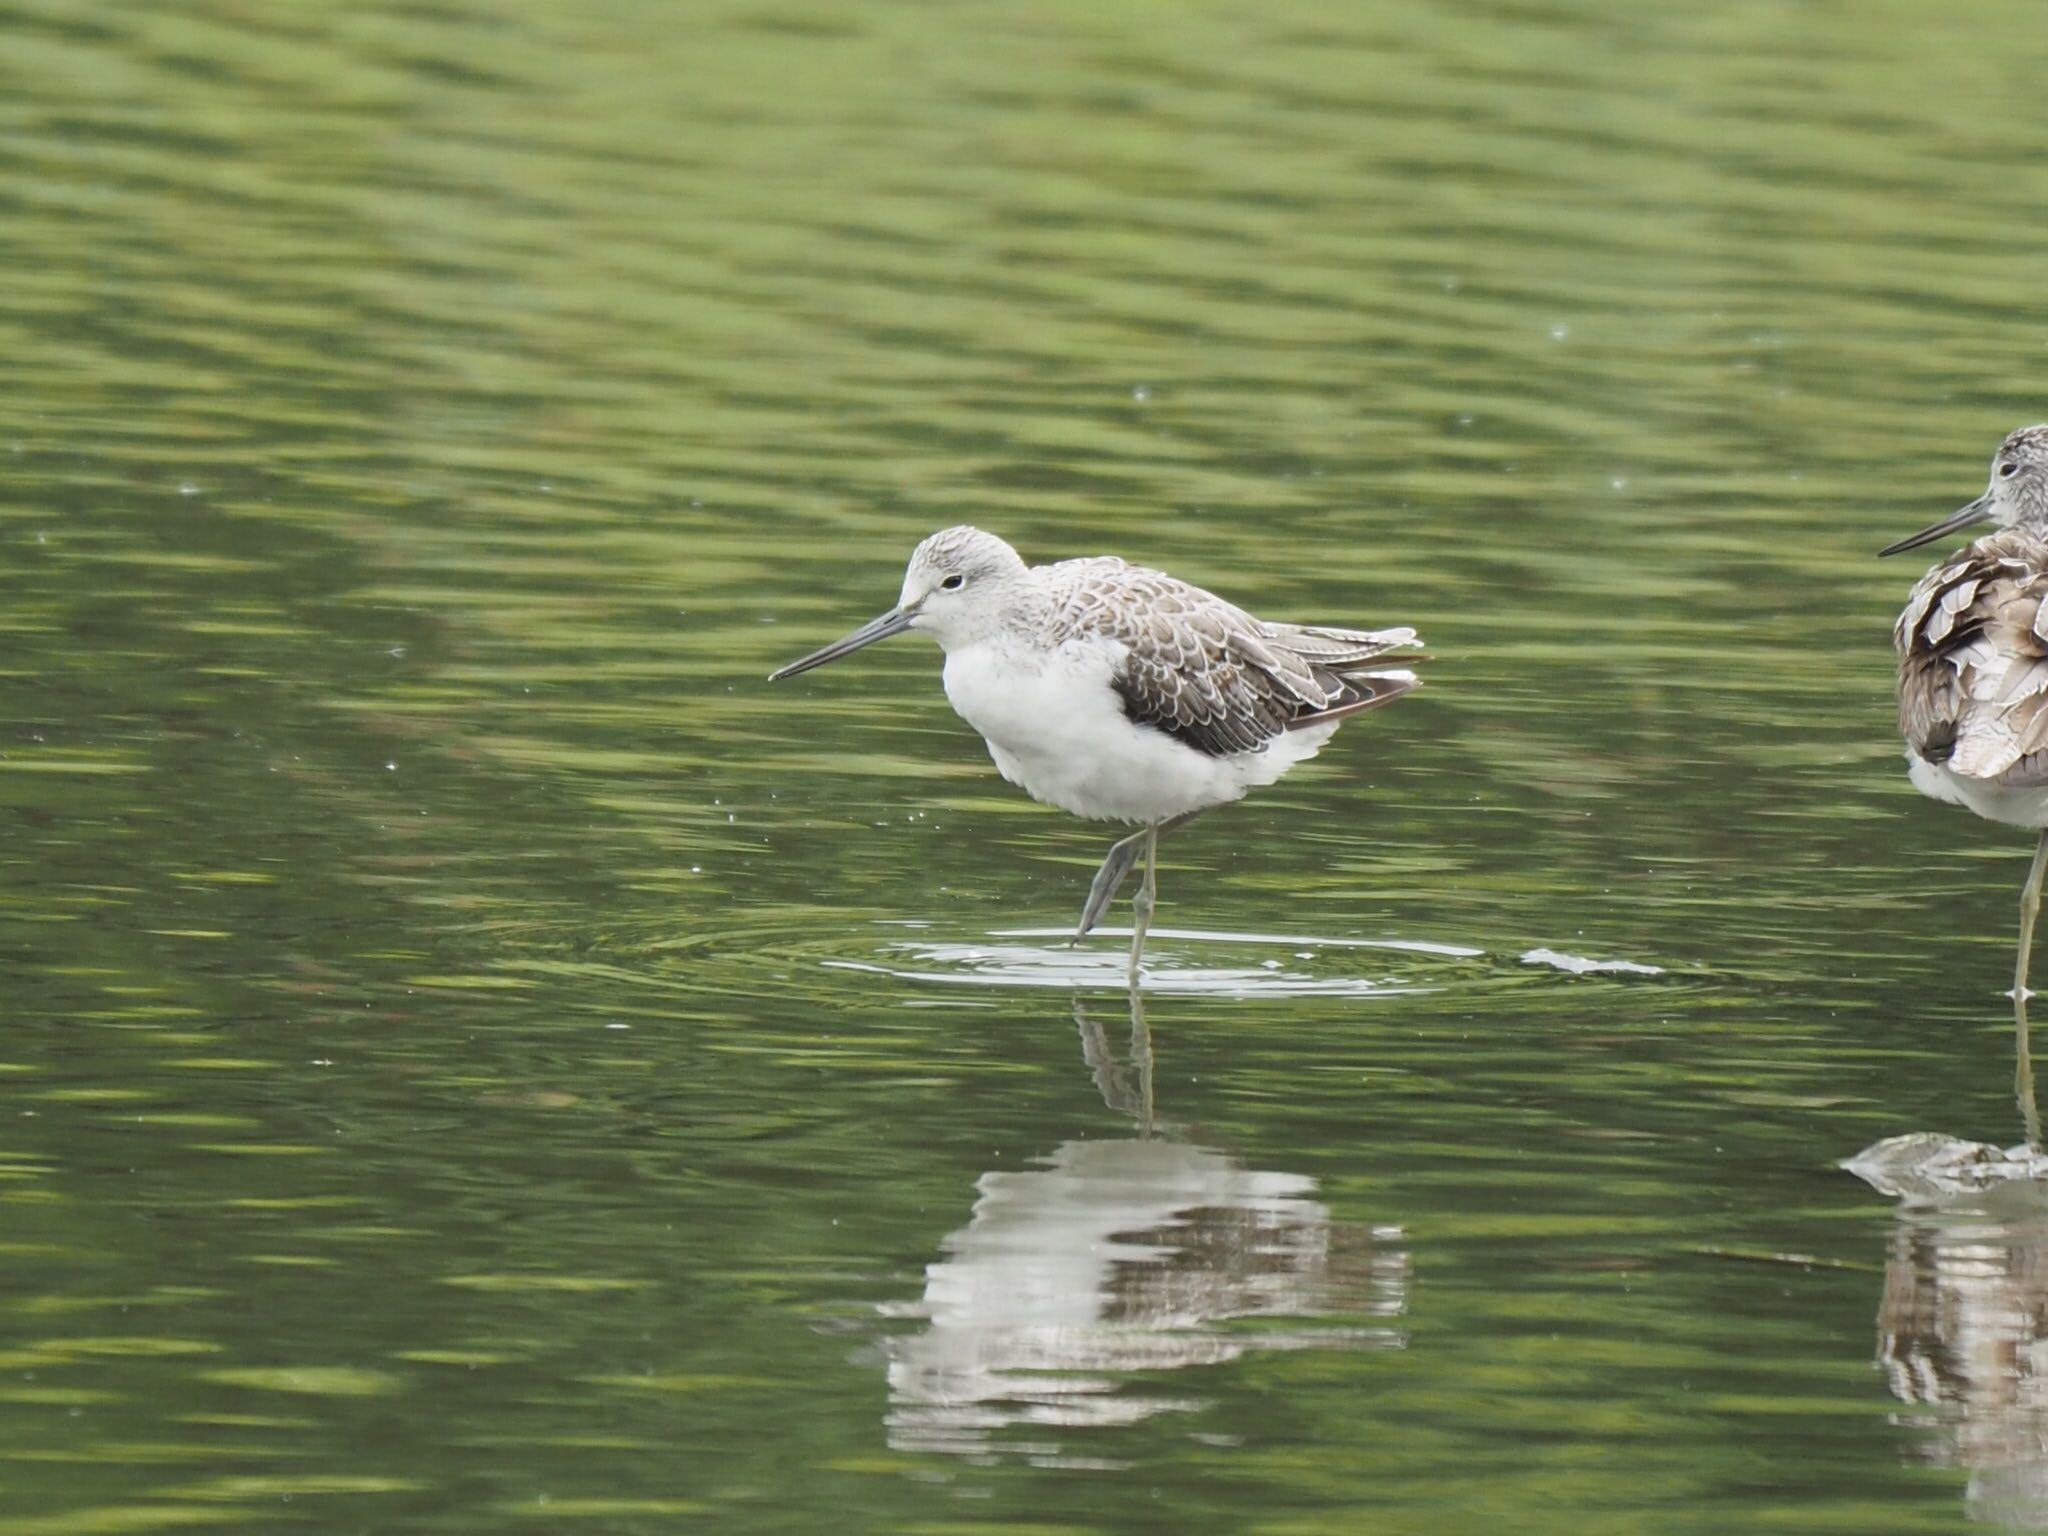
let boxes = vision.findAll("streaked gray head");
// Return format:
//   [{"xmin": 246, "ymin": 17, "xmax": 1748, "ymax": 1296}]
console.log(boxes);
[
  {"xmin": 899, "ymin": 525, "xmax": 1028, "ymax": 614},
  {"xmin": 1882, "ymin": 424, "xmax": 2048, "ymax": 557},
  {"xmin": 765, "ymin": 525, "xmax": 1029, "ymax": 681},
  {"xmin": 1979, "ymin": 425, "xmax": 2048, "ymax": 526}
]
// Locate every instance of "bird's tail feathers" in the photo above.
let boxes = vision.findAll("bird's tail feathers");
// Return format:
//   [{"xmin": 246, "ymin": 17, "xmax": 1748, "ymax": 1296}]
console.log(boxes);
[{"xmin": 1287, "ymin": 668, "xmax": 1420, "ymax": 729}]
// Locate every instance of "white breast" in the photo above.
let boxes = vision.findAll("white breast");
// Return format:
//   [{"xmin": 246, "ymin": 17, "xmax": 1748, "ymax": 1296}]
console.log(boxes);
[{"xmin": 939, "ymin": 637, "xmax": 1332, "ymax": 824}]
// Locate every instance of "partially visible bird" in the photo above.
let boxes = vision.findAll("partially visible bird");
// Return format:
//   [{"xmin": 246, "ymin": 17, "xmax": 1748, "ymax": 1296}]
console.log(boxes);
[
  {"xmin": 1886, "ymin": 426, "xmax": 2048, "ymax": 1135},
  {"xmin": 769, "ymin": 526, "xmax": 1423, "ymax": 986}
]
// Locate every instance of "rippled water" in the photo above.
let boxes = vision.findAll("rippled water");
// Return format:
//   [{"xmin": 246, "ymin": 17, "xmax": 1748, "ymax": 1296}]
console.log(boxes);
[{"xmin": 6, "ymin": 0, "xmax": 2048, "ymax": 1530}]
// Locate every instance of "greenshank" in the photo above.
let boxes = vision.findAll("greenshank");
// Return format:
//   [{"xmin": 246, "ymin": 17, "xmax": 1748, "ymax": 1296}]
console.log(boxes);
[
  {"xmin": 1885, "ymin": 425, "xmax": 2048, "ymax": 1139},
  {"xmin": 769, "ymin": 526, "xmax": 1423, "ymax": 987}
]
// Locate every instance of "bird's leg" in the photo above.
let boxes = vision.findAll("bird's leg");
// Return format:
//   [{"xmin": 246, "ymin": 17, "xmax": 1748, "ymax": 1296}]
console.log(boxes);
[
  {"xmin": 1072, "ymin": 812, "xmax": 1199, "ymax": 951},
  {"xmin": 2018, "ymin": 988, "xmax": 2042, "ymax": 1153},
  {"xmin": 2016, "ymin": 830, "xmax": 2048, "ymax": 1147},
  {"xmin": 1128, "ymin": 986, "xmax": 1154, "ymax": 1134},
  {"xmin": 2018, "ymin": 829, "xmax": 2048, "ymax": 1003},
  {"xmin": 1072, "ymin": 828, "xmax": 1149, "ymax": 946},
  {"xmin": 1127, "ymin": 822, "xmax": 1160, "ymax": 990}
]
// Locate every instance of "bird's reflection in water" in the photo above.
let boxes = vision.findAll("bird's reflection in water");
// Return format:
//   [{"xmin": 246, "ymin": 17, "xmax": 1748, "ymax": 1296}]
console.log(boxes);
[
  {"xmin": 1853, "ymin": 1132, "xmax": 2048, "ymax": 1525},
  {"xmin": 881, "ymin": 993, "xmax": 1407, "ymax": 1463}
]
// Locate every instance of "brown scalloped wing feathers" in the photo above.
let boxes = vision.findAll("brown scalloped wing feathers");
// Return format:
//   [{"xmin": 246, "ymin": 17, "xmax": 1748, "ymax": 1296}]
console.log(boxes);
[
  {"xmin": 1897, "ymin": 531, "xmax": 2048, "ymax": 785},
  {"xmin": 1045, "ymin": 559, "xmax": 1420, "ymax": 759}
]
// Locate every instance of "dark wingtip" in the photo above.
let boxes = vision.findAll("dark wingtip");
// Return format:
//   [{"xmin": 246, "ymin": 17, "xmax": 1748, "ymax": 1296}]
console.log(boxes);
[{"xmin": 1286, "ymin": 671, "xmax": 1422, "ymax": 730}]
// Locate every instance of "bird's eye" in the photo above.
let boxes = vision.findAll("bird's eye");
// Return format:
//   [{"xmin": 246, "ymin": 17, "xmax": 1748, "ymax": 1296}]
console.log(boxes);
[
  {"xmin": 2002, "ymin": 462, "xmax": 2021, "ymax": 477},
  {"xmin": 940, "ymin": 574, "xmax": 965, "ymax": 591}
]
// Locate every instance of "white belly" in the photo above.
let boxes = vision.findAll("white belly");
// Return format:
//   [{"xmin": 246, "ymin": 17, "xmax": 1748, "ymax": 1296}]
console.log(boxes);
[
  {"xmin": 940, "ymin": 639, "xmax": 1331, "ymax": 824},
  {"xmin": 1908, "ymin": 749, "xmax": 2048, "ymax": 829}
]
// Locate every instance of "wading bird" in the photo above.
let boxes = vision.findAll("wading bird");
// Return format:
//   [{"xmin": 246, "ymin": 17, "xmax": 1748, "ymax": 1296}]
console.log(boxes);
[
  {"xmin": 1886, "ymin": 425, "xmax": 2048, "ymax": 1139},
  {"xmin": 769, "ymin": 526, "xmax": 1422, "ymax": 987}
]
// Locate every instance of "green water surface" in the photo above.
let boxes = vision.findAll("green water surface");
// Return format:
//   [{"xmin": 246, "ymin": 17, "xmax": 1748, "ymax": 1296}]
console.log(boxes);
[{"xmin": 4, "ymin": 1, "xmax": 2048, "ymax": 1531}]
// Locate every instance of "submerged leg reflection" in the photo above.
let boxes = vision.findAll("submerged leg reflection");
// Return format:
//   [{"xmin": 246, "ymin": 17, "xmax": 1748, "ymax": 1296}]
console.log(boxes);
[
  {"xmin": 2017, "ymin": 832, "xmax": 2048, "ymax": 1148},
  {"xmin": 1127, "ymin": 824, "xmax": 1160, "ymax": 988},
  {"xmin": 1129, "ymin": 987, "xmax": 1153, "ymax": 1129},
  {"xmin": 2017, "ymin": 989, "xmax": 2041, "ymax": 1151},
  {"xmin": 1074, "ymin": 990, "xmax": 1154, "ymax": 1133}
]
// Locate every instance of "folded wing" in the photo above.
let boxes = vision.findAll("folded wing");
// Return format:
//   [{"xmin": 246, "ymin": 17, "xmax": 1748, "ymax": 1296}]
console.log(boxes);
[
  {"xmin": 1897, "ymin": 531, "xmax": 2048, "ymax": 785},
  {"xmin": 1048, "ymin": 560, "xmax": 1423, "ymax": 759}
]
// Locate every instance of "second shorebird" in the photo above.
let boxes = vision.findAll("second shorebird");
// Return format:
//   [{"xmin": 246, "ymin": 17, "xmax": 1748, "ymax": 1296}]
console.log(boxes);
[
  {"xmin": 1887, "ymin": 426, "xmax": 2048, "ymax": 1012},
  {"xmin": 769, "ymin": 526, "xmax": 1423, "ymax": 986}
]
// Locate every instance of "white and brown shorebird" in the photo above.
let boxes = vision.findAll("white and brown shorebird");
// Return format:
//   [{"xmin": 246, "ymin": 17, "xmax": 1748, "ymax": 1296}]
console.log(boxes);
[
  {"xmin": 1886, "ymin": 426, "xmax": 2048, "ymax": 1013},
  {"xmin": 769, "ymin": 526, "xmax": 1423, "ymax": 986}
]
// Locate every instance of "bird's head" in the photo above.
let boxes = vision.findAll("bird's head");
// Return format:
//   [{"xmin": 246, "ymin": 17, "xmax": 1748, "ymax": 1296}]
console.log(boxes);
[
  {"xmin": 895, "ymin": 526, "xmax": 1028, "ymax": 643},
  {"xmin": 1882, "ymin": 424, "xmax": 2048, "ymax": 557},
  {"xmin": 767, "ymin": 526, "xmax": 1027, "ymax": 680}
]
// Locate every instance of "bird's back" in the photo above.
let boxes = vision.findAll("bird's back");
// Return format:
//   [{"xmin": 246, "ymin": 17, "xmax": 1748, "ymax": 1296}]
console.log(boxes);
[
  {"xmin": 1033, "ymin": 556, "xmax": 1421, "ymax": 759},
  {"xmin": 1897, "ymin": 529, "xmax": 2048, "ymax": 788}
]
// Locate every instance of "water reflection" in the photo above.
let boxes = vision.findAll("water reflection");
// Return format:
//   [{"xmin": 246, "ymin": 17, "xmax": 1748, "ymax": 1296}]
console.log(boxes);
[
  {"xmin": 880, "ymin": 996, "xmax": 1406, "ymax": 1462},
  {"xmin": 2019, "ymin": 990, "xmax": 2041, "ymax": 1151},
  {"xmin": 1852, "ymin": 1137, "xmax": 2048, "ymax": 1525},
  {"xmin": 1075, "ymin": 988, "xmax": 1157, "ymax": 1128}
]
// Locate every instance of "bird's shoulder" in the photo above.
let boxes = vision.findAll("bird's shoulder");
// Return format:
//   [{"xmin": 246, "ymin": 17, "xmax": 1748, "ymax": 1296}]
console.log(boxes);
[
  {"xmin": 1895, "ymin": 532, "xmax": 2048, "ymax": 659},
  {"xmin": 1035, "ymin": 558, "xmax": 1247, "ymax": 651}
]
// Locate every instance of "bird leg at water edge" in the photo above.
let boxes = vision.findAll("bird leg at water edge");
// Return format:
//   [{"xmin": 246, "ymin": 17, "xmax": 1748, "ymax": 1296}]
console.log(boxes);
[
  {"xmin": 2017, "ymin": 988, "xmax": 2042, "ymax": 1152},
  {"xmin": 1128, "ymin": 986, "xmax": 1154, "ymax": 1133},
  {"xmin": 1072, "ymin": 811, "xmax": 1198, "ymax": 946},
  {"xmin": 2017, "ymin": 830, "xmax": 2048, "ymax": 1003},
  {"xmin": 1073, "ymin": 829, "xmax": 1149, "ymax": 945},
  {"xmin": 2017, "ymin": 829, "xmax": 2048, "ymax": 1148},
  {"xmin": 1127, "ymin": 823, "xmax": 1159, "ymax": 990}
]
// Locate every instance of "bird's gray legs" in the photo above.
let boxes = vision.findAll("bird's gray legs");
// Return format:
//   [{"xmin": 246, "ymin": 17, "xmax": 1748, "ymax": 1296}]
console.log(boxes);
[
  {"xmin": 1128, "ymin": 986, "xmax": 1153, "ymax": 1131},
  {"xmin": 2016, "ymin": 830, "xmax": 2048, "ymax": 1147},
  {"xmin": 1127, "ymin": 823, "xmax": 1160, "ymax": 989},
  {"xmin": 2017, "ymin": 989, "xmax": 2042, "ymax": 1152},
  {"xmin": 2017, "ymin": 830, "xmax": 2048, "ymax": 1001},
  {"xmin": 1073, "ymin": 828, "xmax": 1149, "ymax": 944},
  {"xmin": 1071, "ymin": 812, "xmax": 1197, "ymax": 948}
]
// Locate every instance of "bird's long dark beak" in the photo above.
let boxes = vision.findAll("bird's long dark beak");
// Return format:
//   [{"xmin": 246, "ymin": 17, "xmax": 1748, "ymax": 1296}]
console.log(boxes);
[
  {"xmin": 767, "ymin": 605, "xmax": 917, "ymax": 680},
  {"xmin": 1879, "ymin": 493, "xmax": 1991, "ymax": 557}
]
